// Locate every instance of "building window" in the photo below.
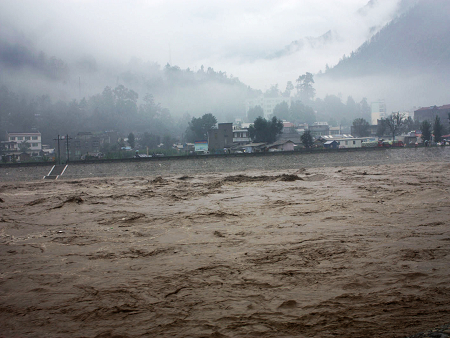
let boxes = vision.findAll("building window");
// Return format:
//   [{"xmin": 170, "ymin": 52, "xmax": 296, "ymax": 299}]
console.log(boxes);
[
  {"xmin": 32, "ymin": 136, "xmax": 38, "ymax": 140},
  {"xmin": 10, "ymin": 137, "xmax": 15, "ymax": 141},
  {"xmin": 32, "ymin": 143, "xmax": 38, "ymax": 147},
  {"xmin": 18, "ymin": 137, "xmax": 23, "ymax": 140},
  {"xmin": 25, "ymin": 136, "xmax": 31, "ymax": 140},
  {"xmin": 353, "ymin": 141, "xmax": 356, "ymax": 145}
]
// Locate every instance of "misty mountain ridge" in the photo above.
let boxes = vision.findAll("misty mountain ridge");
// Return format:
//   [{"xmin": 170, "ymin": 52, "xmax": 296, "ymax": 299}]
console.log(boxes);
[
  {"xmin": 357, "ymin": 0, "xmax": 379, "ymax": 16},
  {"xmin": 267, "ymin": 0, "xmax": 409, "ymax": 61},
  {"xmin": 0, "ymin": 27, "xmax": 257, "ymax": 122},
  {"xmin": 323, "ymin": 0, "xmax": 450, "ymax": 78},
  {"xmin": 267, "ymin": 30, "xmax": 337, "ymax": 60},
  {"xmin": 1, "ymin": 0, "xmax": 449, "ymax": 120},
  {"xmin": 0, "ymin": 40, "xmax": 69, "ymax": 82}
]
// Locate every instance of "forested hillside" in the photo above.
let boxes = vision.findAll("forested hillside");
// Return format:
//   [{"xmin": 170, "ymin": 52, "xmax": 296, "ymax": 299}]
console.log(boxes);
[
  {"xmin": 0, "ymin": 34, "xmax": 259, "ymax": 125},
  {"xmin": 324, "ymin": 0, "xmax": 450, "ymax": 78}
]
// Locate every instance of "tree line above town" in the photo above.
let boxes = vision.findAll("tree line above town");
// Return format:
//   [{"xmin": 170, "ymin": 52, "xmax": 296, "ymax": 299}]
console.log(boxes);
[
  {"xmin": 0, "ymin": 84, "xmax": 186, "ymax": 146},
  {"xmin": 252, "ymin": 73, "xmax": 372, "ymax": 126},
  {"xmin": 0, "ymin": 69, "xmax": 375, "ymax": 148}
]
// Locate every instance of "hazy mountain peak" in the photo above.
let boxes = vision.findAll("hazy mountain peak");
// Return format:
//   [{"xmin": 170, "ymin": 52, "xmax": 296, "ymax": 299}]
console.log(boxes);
[
  {"xmin": 357, "ymin": 0, "xmax": 379, "ymax": 16},
  {"xmin": 267, "ymin": 30, "xmax": 338, "ymax": 60}
]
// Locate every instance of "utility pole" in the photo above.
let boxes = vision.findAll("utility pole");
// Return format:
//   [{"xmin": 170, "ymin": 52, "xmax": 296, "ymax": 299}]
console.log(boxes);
[
  {"xmin": 66, "ymin": 134, "xmax": 72, "ymax": 163},
  {"xmin": 53, "ymin": 135, "xmax": 62, "ymax": 165}
]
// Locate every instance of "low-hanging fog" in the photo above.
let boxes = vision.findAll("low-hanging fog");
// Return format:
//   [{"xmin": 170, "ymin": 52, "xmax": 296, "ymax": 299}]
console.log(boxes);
[
  {"xmin": 1, "ymin": 0, "xmax": 449, "ymax": 140},
  {"xmin": 0, "ymin": 0, "xmax": 399, "ymax": 75}
]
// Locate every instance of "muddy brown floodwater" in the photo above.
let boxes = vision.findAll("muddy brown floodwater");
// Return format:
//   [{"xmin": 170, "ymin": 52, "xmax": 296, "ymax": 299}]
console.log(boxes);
[{"xmin": 1, "ymin": 162, "xmax": 450, "ymax": 338}]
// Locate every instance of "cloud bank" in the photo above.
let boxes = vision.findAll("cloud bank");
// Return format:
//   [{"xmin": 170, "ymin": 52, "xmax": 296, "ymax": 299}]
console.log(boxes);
[{"xmin": 0, "ymin": 0, "xmax": 402, "ymax": 91}]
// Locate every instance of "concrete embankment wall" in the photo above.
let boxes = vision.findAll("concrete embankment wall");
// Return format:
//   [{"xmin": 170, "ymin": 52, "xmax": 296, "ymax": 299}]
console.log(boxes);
[{"xmin": 1, "ymin": 147, "xmax": 450, "ymax": 182}]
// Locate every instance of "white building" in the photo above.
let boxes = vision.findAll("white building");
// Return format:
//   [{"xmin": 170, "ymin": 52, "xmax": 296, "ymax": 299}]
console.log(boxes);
[
  {"xmin": 337, "ymin": 138, "xmax": 362, "ymax": 148},
  {"xmin": 5, "ymin": 132, "xmax": 42, "ymax": 156},
  {"xmin": 371, "ymin": 100, "xmax": 387, "ymax": 125},
  {"xmin": 232, "ymin": 128, "xmax": 251, "ymax": 145},
  {"xmin": 321, "ymin": 135, "xmax": 362, "ymax": 148},
  {"xmin": 245, "ymin": 96, "xmax": 291, "ymax": 119}
]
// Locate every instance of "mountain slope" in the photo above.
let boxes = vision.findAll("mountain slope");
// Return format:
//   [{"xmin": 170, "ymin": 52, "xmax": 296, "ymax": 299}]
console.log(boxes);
[{"xmin": 324, "ymin": 0, "xmax": 450, "ymax": 78}]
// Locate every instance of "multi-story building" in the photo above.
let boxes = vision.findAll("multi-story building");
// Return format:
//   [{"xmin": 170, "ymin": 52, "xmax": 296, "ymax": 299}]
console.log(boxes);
[
  {"xmin": 278, "ymin": 122, "xmax": 301, "ymax": 143},
  {"xmin": 232, "ymin": 127, "xmax": 251, "ymax": 145},
  {"xmin": 371, "ymin": 100, "xmax": 387, "ymax": 125},
  {"xmin": 414, "ymin": 104, "xmax": 450, "ymax": 128},
  {"xmin": 329, "ymin": 126, "xmax": 342, "ymax": 135},
  {"xmin": 207, "ymin": 123, "xmax": 233, "ymax": 152},
  {"xmin": 309, "ymin": 122, "xmax": 330, "ymax": 137},
  {"xmin": 70, "ymin": 132, "xmax": 101, "ymax": 159},
  {"xmin": 4, "ymin": 132, "xmax": 42, "ymax": 156}
]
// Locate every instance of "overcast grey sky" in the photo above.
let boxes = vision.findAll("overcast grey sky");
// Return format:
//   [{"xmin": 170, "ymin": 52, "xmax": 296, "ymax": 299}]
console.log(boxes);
[{"xmin": 0, "ymin": 0, "xmax": 402, "ymax": 90}]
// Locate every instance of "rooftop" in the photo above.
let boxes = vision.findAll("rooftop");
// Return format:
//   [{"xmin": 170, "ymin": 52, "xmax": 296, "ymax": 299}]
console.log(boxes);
[
  {"xmin": 414, "ymin": 104, "xmax": 450, "ymax": 111},
  {"xmin": 6, "ymin": 131, "xmax": 41, "ymax": 135}
]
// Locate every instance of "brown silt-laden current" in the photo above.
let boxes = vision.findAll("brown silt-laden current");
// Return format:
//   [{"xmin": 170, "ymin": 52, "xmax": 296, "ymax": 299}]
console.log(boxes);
[{"xmin": 1, "ymin": 162, "xmax": 450, "ymax": 337}]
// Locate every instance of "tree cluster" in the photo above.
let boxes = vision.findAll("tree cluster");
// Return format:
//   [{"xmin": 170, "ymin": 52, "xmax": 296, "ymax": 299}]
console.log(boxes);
[
  {"xmin": 247, "ymin": 106, "xmax": 264, "ymax": 123},
  {"xmin": 420, "ymin": 115, "xmax": 447, "ymax": 143},
  {"xmin": 352, "ymin": 118, "xmax": 371, "ymax": 137},
  {"xmin": 273, "ymin": 100, "xmax": 316, "ymax": 125},
  {"xmin": 0, "ymin": 85, "xmax": 183, "ymax": 147},
  {"xmin": 379, "ymin": 112, "xmax": 447, "ymax": 143},
  {"xmin": 352, "ymin": 114, "xmax": 424, "ymax": 139},
  {"xmin": 248, "ymin": 116, "xmax": 283, "ymax": 144},
  {"xmin": 382, "ymin": 112, "xmax": 406, "ymax": 141},
  {"xmin": 296, "ymin": 72, "xmax": 315, "ymax": 103},
  {"xmin": 300, "ymin": 130, "xmax": 314, "ymax": 148},
  {"xmin": 185, "ymin": 113, "xmax": 217, "ymax": 142},
  {"xmin": 0, "ymin": 42, "xmax": 69, "ymax": 81},
  {"xmin": 270, "ymin": 73, "xmax": 371, "ymax": 127},
  {"xmin": 433, "ymin": 116, "xmax": 446, "ymax": 142}
]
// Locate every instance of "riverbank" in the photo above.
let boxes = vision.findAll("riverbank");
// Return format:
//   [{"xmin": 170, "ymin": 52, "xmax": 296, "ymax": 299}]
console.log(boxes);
[{"xmin": 1, "ymin": 146, "xmax": 449, "ymax": 182}]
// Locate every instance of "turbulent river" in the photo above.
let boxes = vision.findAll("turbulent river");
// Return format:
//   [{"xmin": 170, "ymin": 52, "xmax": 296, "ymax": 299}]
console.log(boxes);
[{"xmin": 1, "ymin": 149, "xmax": 450, "ymax": 337}]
